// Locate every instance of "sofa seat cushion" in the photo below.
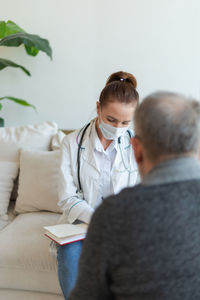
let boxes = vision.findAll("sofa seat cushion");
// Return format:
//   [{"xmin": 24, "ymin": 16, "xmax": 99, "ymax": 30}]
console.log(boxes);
[
  {"xmin": 0, "ymin": 211, "xmax": 62, "ymax": 294},
  {"xmin": 0, "ymin": 289, "xmax": 64, "ymax": 300},
  {"xmin": 0, "ymin": 201, "xmax": 17, "ymax": 231}
]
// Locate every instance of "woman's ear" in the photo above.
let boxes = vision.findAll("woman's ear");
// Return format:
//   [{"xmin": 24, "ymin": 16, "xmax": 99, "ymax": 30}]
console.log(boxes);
[{"xmin": 96, "ymin": 101, "xmax": 100, "ymax": 116}]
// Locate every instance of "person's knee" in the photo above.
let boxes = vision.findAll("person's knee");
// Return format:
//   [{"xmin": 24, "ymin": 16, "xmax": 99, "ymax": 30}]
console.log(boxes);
[
  {"xmin": 57, "ymin": 241, "xmax": 83, "ymax": 268},
  {"xmin": 57, "ymin": 244, "xmax": 71, "ymax": 267}
]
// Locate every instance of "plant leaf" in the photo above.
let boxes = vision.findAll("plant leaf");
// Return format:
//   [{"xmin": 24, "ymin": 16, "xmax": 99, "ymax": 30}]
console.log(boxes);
[
  {"xmin": 25, "ymin": 44, "xmax": 39, "ymax": 56},
  {"xmin": 5, "ymin": 20, "xmax": 25, "ymax": 35},
  {"xmin": 0, "ymin": 21, "xmax": 52, "ymax": 59},
  {"xmin": 0, "ymin": 20, "xmax": 24, "ymax": 38},
  {"xmin": 0, "ymin": 117, "xmax": 4, "ymax": 127},
  {"xmin": 0, "ymin": 32, "xmax": 52, "ymax": 59},
  {"xmin": 0, "ymin": 96, "xmax": 36, "ymax": 111},
  {"xmin": 0, "ymin": 21, "xmax": 6, "ymax": 38},
  {"xmin": 0, "ymin": 103, "xmax": 2, "ymax": 111},
  {"xmin": 0, "ymin": 58, "xmax": 31, "ymax": 76}
]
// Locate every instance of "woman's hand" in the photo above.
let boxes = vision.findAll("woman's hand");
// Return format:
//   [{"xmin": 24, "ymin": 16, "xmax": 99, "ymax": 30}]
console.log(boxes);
[{"xmin": 78, "ymin": 207, "xmax": 94, "ymax": 224}]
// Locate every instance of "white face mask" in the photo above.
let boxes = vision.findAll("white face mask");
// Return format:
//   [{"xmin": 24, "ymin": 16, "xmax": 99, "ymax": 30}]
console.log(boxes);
[{"xmin": 99, "ymin": 119, "xmax": 128, "ymax": 140}]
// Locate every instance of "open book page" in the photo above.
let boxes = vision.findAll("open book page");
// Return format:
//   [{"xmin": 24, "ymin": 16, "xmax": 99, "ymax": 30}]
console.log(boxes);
[
  {"xmin": 44, "ymin": 223, "xmax": 88, "ymax": 239},
  {"xmin": 44, "ymin": 231, "xmax": 87, "ymax": 245}
]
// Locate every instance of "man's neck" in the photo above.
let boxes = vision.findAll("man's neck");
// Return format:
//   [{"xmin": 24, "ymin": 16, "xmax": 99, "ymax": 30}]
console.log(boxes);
[
  {"xmin": 143, "ymin": 152, "xmax": 198, "ymax": 178},
  {"xmin": 142, "ymin": 155, "xmax": 200, "ymax": 186}
]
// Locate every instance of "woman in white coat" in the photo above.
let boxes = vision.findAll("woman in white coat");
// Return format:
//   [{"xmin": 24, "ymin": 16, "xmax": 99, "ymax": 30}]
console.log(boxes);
[{"xmin": 57, "ymin": 71, "xmax": 139, "ymax": 299}]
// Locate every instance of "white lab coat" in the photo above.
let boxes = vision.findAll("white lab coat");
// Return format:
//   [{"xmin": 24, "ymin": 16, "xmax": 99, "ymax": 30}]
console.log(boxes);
[{"xmin": 57, "ymin": 119, "xmax": 138, "ymax": 225}]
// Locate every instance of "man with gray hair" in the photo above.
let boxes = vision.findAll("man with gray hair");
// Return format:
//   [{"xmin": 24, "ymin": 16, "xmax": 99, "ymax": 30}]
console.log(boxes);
[{"xmin": 69, "ymin": 92, "xmax": 200, "ymax": 300}]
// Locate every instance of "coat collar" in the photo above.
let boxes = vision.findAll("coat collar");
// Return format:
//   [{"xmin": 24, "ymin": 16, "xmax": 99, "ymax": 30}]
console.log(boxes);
[
  {"xmin": 142, "ymin": 156, "xmax": 200, "ymax": 186},
  {"xmin": 79, "ymin": 119, "xmax": 100, "ymax": 172}
]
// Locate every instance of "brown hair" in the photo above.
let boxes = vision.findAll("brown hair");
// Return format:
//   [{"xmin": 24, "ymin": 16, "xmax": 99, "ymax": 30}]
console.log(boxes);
[{"xmin": 99, "ymin": 71, "xmax": 139, "ymax": 107}]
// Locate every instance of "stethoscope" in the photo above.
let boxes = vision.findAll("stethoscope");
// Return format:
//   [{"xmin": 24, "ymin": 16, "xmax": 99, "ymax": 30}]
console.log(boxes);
[{"xmin": 77, "ymin": 122, "xmax": 137, "ymax": 192}]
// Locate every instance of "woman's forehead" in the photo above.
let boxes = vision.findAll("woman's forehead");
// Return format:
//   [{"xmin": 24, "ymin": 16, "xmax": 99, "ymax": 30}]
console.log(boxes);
[{"xmin": 101, "ymin": 101, "xmax": 136, "ymax": 117}]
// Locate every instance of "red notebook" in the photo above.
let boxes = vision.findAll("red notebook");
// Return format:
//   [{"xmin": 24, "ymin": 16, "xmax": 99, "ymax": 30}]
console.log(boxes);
[{"xmin": 44, "ymin": 223, "xmax": 88, "ymax": 245}]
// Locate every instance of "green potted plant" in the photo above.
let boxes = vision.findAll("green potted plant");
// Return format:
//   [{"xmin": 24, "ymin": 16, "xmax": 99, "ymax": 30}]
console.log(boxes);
[{"xmin": 0, "ymin": 20, "xmax": 52, "ymax": 127}]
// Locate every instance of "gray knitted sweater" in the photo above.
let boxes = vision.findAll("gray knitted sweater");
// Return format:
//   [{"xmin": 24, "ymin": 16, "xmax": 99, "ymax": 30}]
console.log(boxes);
[{"xmin": 69, "ymin": 159, "xmax": 200, "ymax": 300}]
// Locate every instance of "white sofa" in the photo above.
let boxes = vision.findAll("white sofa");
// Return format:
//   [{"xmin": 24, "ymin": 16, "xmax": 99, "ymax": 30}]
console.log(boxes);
[{"xmin": 0, "ymin": 122, "xmax": 66, "ymax": 300}]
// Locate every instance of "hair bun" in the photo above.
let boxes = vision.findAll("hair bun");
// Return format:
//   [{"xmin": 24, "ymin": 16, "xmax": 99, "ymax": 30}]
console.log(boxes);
[{"xmin": 106, "ymin": 71, "xmax": 137, "ymax": 89}]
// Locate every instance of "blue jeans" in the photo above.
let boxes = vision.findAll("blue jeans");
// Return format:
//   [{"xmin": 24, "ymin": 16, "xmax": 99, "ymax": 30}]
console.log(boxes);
[{"xmin": 57, "ymin": 241, "xmax": 83, "ymax": 300}]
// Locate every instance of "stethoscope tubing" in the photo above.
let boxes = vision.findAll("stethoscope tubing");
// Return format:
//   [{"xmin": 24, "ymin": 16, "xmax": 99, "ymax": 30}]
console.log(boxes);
[{"xmin": 77, "ymin": 122, "xmax": 91, "ymax": 193}]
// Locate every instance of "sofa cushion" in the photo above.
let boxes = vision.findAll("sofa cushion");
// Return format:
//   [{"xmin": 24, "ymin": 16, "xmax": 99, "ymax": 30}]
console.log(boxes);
[
  {"xmin": 15, "ymin": 150, "xmax": 61, "ymax": 214},
  {"xmin": 51, "ymin": 130, "xmax": 66, "ymax": 150},
  {"xmin": 0, "ymin": 289, "xmax": 64, "ymax": 300},
  {"xmin": 0, "ymin": 212, "xmax": 62, "ymax": 294},
  {"xmin": 0, "ymin": 199, "xmax": 16, "ymax": 231},
  {"xmin": 0, "ymin": 122, "xmax": 58, "ymax": 217},
  {"xmin": 0, "ymin": 121, "xmax": 58, "ymax": 163},
  {"xmin": 0, "ymin": 161, "xmax": 18, "ymax": 229}
]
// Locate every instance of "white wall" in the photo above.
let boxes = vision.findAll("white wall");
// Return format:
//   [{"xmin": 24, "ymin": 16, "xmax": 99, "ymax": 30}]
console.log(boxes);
[{"xmin": 1, "ymin": 0, "xmax": 200, "ymax": 129}]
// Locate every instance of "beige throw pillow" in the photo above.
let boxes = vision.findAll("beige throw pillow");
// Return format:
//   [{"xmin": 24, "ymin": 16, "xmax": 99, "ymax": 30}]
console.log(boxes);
[
  {"xmin": 15, "ymin": 150, "xmax": 61, "ymax": 214},
  {"xmin": 51, "ymin": 130, "xmax": 66, "ymax": 150}
]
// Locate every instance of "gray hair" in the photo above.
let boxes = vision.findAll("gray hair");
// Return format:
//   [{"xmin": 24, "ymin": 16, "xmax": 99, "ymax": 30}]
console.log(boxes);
[{"xmin": 134, "ymin": 91, "xmax": 200, "ymax": 161}]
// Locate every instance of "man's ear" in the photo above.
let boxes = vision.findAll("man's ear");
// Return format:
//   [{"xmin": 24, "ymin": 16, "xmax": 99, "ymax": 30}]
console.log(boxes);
[{"xmin": 131, "ymin": 137, "xmax": 144, "ymax": 165}]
